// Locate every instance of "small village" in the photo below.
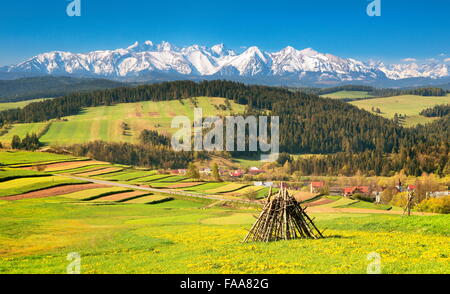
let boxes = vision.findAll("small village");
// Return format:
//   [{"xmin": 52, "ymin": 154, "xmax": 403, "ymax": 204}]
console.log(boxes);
[{"xmin": 168, "ymin": 165, "xmax": 450, "ymax": 206}]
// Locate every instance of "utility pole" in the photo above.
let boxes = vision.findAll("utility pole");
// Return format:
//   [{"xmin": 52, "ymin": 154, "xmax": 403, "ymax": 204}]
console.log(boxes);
[{"xmin": 403, "ymin": 190, "xmax": 415, "ymax": 216}]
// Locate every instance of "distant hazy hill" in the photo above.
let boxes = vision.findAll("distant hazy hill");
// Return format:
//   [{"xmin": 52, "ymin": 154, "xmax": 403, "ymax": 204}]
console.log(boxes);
[{"xmin": 0, "ymin": 76, "xmax": 127, "ymax": 102}]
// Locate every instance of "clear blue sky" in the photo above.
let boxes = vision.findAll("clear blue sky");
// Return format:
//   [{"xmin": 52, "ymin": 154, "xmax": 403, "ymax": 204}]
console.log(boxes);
[{"xmin": 0, "ymin": 0, "xmax": 449, "ymax": 66}]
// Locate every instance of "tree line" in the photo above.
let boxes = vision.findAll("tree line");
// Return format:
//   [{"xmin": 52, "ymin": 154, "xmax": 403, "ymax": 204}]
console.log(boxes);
[{"xmin": 419, "ymin": 104, "xmax": 450, "ymax": 117}]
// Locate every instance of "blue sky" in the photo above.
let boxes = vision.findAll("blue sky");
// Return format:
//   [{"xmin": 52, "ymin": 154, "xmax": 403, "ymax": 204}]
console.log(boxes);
[{"xmin": 0, "ymin": 0, "xmax": 449, "ymax": 66}]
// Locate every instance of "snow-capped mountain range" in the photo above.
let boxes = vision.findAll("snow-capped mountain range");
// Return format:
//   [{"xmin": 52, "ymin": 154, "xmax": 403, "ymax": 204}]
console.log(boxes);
[{"xmin": 1, "ymin": 41, "xmax": 449, "ymax": 86}]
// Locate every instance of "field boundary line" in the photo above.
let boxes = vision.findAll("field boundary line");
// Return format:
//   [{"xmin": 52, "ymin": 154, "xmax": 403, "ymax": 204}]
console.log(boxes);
[{"xmin": 64, "ymin": 175, "xmax": 262, "ymax": 205}]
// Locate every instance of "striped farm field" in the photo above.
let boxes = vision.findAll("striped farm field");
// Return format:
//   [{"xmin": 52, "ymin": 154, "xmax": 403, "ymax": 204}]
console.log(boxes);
[
  {"xmin": 292, "ymin": 191, "xmax": 318, "ymax": 202},
  {"xmin": 130, "ymin": 174, "xmax": 175, "ymax": 183},
  {"xmin": 97, "ymin": 170, "xmax": 156, "ymax": 181},
  {"xmin": 149, "ymin": 175, "xmax": 188, "ymax": 182},
  {"xmin": 184, "ymin": 182, "xmax": 226, "ymax": 193},
  {"xmin": 76, "ymin": 167, "xmax": 124, "ymax": 177},
  {"xmin": 52, "ymin": 164, "xmax": 112, "ymax": 174},
  {"xmin": 303, "ymin": 197, "xmax": 336, "ymax": 207},
  {"xmin": 0, "ymin": 151, "xmax": 79, "ymax": 166},
  {"xmin": 1, "ymin": 183, "xmax": 108, "ymax": 201},
  {"xmin": 146, "ymin": 181, "xmax": 199, "ymax": 189},
  {"xmin": 0, "ymin": 97, "xmax": 246, "ymax": 146},
  {"xmin": 90, "ymin": 191, "xmax": 151, "ymax": 202},
  {"xmin": 320, "ymin": 197, "xmax": 357, "ymax": 208},
  {"xmin": 123, "ymin": 195, "xmax": 173, "ymax": 204},
  {"xmin": 0, "ymin": 176, "xmax": 87, "ymax": 197},
  {"xmin": 168, "ymin": 182, "xmax": 205, "ymax": 189},
  {"xmin": 31, "ymin": 160, "xmax": 108, "ymax": 172},
  {"xmin": 61, "ymin": 187, "xmax": 132, "ymax": 200},
  {"xmin": 224, "ymin": 185, "xmax": 266, "ymax": 196},
  {"xmin": 205, "ymin": 183, "xmax": 249, "ymax": 194},
  {"xmin": 0, "ymin": 168, "xmax": 49, "ymax": 182}
]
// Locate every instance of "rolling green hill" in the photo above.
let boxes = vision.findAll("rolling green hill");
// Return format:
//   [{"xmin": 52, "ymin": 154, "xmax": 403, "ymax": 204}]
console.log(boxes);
[
  {"xmin": 0, "ymin": 97, "xmax": 246, "ymax": 146},
  {"xmin": 350, "ymin": 94, "xmax": 450, "ymax": 127},
  {"xmin": 320, "ymin": 90, "xmax": 374, "ymax": 99},
  {"xmin": 0, "ymin": 98, "xmax": 50, "ymax": 111}
]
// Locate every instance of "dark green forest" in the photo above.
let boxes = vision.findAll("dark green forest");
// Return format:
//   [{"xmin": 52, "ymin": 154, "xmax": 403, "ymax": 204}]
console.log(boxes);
[
  {"xmin": 0, "ymin": 76, "xmax": 126, "ymax": 102},
  {"xmin": 420, "ymin": 104, "xmax": 450, "ymax": 117}
]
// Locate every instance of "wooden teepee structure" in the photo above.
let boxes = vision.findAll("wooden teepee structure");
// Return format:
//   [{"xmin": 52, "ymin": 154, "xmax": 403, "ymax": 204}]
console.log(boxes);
[{"xmin": 243, "ymin": 187, "xmax": 324, "ymax": 242}]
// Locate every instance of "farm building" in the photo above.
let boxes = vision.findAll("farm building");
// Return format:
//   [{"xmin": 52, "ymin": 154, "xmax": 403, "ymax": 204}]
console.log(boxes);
[
  {"xmin": 310, "ymin": 181, "xmax": 325, "ymax": 193},
  {"xmin": 407, "ymin": 185, "xmax": 416, "ymax": 191},
  {"xmin": 229, "ymin": 170, "xmax": 244, "ymax": 177},
  {"xmin": 248, "ymin": 167, "xmax": 264, "ymax": 175},
  {"xmin": 343, "ymin": 186, "xmax": 370, "ymax": 197},
  {"xmin": 428, "ymin": 191, "xmax": 450, "ymax": 198},
  {"xmin": 200, "ymin": 168, "xmax": 212, "ymax": 175},
  {"xmin": 171, "ymin": 169, "xmax": 187, "ymax": 175}
]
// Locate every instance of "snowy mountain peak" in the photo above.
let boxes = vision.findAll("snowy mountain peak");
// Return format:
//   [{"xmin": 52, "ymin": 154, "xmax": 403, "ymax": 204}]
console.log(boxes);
[
  {"xmin": 157, "ymin": 41, "xmax": 176, "ymax": 52},
  {"xmin": 127, "ymin": 41, "xmax": 154, "ymax": 52},
  {"xmin": 298, "ymin": 48, "xmax": 319, "ymax": 56},
  {"xmin": 1, "ymin": 41, "xmax": 448, "ymax": 84}
]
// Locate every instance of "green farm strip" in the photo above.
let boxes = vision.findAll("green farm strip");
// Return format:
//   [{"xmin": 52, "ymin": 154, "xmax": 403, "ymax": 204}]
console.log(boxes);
[{"xmin": 0, "ymin": 176, "xmax": 87, "ymax": 197}]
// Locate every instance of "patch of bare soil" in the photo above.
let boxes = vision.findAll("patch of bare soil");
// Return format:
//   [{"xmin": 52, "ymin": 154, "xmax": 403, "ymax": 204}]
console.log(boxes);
[
  {"xmin": 1, "ymin": 184, "xmax": 109, "ymax": 201},
  {"xmin": 22, "ymin": 160, "xmax": 104, "ymax": 171},
  {"xmin": 303, "ymin": 198, "xmax": 335, "ymax": 207},
  {"xmin": 293, "ymin": 191, "xmax": 318, "ymax": 202}
]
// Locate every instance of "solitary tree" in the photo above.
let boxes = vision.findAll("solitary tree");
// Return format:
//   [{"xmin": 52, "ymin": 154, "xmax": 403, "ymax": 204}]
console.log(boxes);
[
  {"xmin": 187, "ymin": 163, "xmax": 200, "ymax": 179},
  {"xmin": 212, "ymin": 163, "xmax": 221, "ymax": 181},
  {"xmin": 11, "ymin": 135, "xmax": 21, "ymax": 150}
]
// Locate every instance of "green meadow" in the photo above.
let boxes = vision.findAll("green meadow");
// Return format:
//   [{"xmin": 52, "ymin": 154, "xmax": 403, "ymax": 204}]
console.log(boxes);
[
  {"xmin": 351, "ymin": 94, "xmax": 450, "ymax": 127},
  {"xmin": 0, "ymin": 98, "xmax": 49, "ymax": 111},
  {"xmin": 0, "ymin": 196, "xmax": 448, "ymax": 274},
  {"xmin": 320, "ymin": 91, "xmax": 374, "ymax": 99},
  {"xmin": 0, "ymin": 150, "xmax": 79, "ymax": 166},
  {"xmin": 0, "ymin": 97, "xmax": 246, "ymax": 146}
]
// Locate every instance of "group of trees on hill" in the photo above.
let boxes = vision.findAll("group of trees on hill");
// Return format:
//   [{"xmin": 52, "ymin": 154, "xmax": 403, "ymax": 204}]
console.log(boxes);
[
  {"xmin": 139, "ymin": 129, "xmax": 170, "ymax": 146},
  {"xmin": 289, "ymin": 116, "xmax": 450, "ymax": 176},
  {"xmin": 0, "ymin": 76, "xmax": 127, "ymax": 102},
  {"xmin": 316, "ymin": 85, "xmax": 376, "ymax": 95},
  {"xmin": 305, "ymin": 85, "xmax": 448, "ymax": 100},
  {"xmin": 11, "ymin": 134, "xmax": 41, "ymax": 151},
  {"xmin": 69, "ymin": 141, "xmax": 196, "ymax": 169},
  {"xmin": 420, "ymin": 104, "xmax": 450, "ymax": 117}
]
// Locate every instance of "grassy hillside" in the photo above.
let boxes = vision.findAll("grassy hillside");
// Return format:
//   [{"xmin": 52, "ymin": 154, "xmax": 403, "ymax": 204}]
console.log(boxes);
[
  {"xmin": 320, "ymin": 90, "xmax": 374, "ymax": 99},
  {"xmin": 351, "ymin": 94, "xmax": 450, "ymax": 127},
  {"xmin": 0, "ymin": 97, "xmax": 246, "ymax": 146},
  {"xmin": 0, "ymin": 98, "xmax": 50, "ymax": 111}
]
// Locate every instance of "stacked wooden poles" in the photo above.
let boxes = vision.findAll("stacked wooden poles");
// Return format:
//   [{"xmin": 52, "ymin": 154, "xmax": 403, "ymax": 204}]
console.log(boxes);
[{"xmin": 243, "ymin": 187, "xmax": 324, "ymax": 242}]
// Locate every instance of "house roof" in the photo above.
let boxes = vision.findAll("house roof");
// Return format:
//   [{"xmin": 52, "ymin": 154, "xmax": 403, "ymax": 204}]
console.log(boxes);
[
  {"xmin": 344, "ymin": 186, "xmax": 370, "ymax": 194},
  {"xmin": 230, "ymin": 170, "xmax": 244, "ymax": 176},
  {"xmin": 311, "ymin": 182, "xmax": 324, "ymax": 187}
]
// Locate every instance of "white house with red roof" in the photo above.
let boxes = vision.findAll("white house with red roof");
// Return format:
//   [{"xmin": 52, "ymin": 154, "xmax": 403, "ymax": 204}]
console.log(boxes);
[{"xmin": 310, "ymin": 181, "xmax": 325, "ymax": 193}]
